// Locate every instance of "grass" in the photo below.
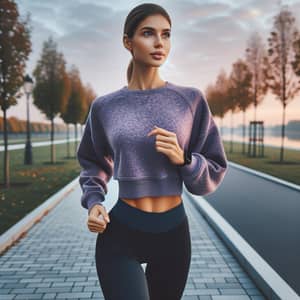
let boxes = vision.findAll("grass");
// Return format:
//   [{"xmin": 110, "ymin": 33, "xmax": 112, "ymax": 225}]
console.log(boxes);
[
  {"xmin": 223, "ymin": 140, "xmax": 300, "ymax": 186},
  {"xmin": 0, "ymin": 139, "xmax": 299, "ymax": 235},
  {"xmin": 0, "ymin": 141, "xmax": 81, "ymax": 235}
]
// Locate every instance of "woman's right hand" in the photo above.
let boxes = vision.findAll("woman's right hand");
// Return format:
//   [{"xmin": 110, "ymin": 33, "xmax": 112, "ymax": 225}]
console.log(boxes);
[{"xmin": 87, "ymin": 204, "xmax": 110, "ymax": 233}]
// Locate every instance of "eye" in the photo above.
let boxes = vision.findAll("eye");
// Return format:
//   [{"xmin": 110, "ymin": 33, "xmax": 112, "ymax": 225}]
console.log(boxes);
[
  {"xmin": 143, "ymin": 30, "xmax": 152, "ymax": 36},
  {"xmin": 164, "ymin": 32, "xmax": 171, "ymax": 38}
]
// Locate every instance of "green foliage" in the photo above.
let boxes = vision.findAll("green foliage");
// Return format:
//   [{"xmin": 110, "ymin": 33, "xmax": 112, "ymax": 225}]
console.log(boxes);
[{"xmin": 32, "ymin": 36, "xmax": 70, "ymax": 120}]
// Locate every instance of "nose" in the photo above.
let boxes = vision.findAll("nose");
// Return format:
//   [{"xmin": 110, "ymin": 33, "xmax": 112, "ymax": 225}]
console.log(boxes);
[{"xmin": 154, "ymin": 34, "xmax": 163, "ymax": 47}]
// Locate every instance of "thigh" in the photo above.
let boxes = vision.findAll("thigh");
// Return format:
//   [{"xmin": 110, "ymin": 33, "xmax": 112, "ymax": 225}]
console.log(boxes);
[
  {"xmin": 145, "ymin": 217, "xmax": 191, "ymax": 300},
  {"xmin": 95, "ymin": 217, "xmax": 150, "ymax": 300}
]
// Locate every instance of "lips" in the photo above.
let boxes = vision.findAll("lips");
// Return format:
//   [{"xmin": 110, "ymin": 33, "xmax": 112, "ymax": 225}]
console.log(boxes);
[{"xmin": 150, "ymin": 52, "xmax": 164, "ymax": 56}]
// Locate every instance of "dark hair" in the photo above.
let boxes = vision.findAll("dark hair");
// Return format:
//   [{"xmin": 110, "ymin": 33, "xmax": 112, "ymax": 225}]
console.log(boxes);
[{"xmin": 123, "ymin": 3, "xmax": 172, "ymax": 83}]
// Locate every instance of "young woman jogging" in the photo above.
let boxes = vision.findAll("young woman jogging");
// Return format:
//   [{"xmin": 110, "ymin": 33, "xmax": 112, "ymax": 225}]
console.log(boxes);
[{"xmin": 77, "ymin": 3, "xmax": 228, "ymax": 300}]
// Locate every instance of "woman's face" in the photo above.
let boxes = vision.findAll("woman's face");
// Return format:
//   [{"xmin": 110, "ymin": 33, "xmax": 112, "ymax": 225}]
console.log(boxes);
[{"xmin": 124, "ymin": 14, "xmax": 171, "ymax": 67}]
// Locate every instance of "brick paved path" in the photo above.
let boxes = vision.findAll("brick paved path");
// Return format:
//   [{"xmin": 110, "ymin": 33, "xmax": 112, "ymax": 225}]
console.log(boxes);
[{"xmin": 0, "ymin": 185, "xmax": 266, "ymax": 300}]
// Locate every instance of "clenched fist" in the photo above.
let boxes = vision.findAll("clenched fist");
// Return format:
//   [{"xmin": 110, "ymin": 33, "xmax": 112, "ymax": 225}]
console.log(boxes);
[{"xmin": 87, "ymin": 204, "xmax": 110, "ymax": 233}]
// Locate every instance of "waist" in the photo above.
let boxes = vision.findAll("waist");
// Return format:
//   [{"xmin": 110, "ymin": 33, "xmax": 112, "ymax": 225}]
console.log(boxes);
[
  {"xmin": 120, "ymin": 195, "xmax": 182, "ymax": 213},
  {"xmin": 110, "ymin": 196, "xmax": 187, "ymax": 233}
]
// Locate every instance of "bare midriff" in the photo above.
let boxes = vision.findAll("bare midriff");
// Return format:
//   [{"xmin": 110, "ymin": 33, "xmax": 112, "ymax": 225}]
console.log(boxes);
[{"xmin": 120, "ymin": 195, "xmax": 182, "ymax": 213}]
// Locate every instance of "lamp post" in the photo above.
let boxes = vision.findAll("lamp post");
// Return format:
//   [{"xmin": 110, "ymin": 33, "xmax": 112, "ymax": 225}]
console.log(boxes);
[{"xmin": 23, "ymin": 74, "xmax": 34, "ymax": 165}]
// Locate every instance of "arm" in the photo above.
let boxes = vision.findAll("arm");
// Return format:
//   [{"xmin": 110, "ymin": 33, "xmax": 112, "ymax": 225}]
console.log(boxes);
[
  {"xmin": 76, "ymin": 99, "xmax": 114, "ymax": 214},
  {"xmin": 178, "ymin": 89, "xmax": 228, "ymax": 196}
]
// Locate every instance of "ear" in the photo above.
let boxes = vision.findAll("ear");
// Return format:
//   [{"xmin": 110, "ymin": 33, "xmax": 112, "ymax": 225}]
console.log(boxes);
[{"xmin": 123, "ymin": 34, "xmax": 132, "ymax": 51}]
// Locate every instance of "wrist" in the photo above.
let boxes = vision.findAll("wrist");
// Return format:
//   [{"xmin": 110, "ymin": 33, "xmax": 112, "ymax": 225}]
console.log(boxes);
[{"xmin": 178, "ymin": 149, "xmax": 192, "ymax": 166}]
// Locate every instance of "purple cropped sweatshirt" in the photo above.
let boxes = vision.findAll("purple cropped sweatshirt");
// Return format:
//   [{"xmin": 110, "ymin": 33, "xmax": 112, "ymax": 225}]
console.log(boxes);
[{"xmin": 76, "ymin": 81, "xmax": 228, "ymax": 214}]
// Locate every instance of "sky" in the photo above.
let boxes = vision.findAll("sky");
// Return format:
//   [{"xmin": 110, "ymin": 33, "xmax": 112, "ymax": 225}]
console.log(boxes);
[{"xmin": 6, "ymin": 0, "xmax": 300, "ymax": 127}]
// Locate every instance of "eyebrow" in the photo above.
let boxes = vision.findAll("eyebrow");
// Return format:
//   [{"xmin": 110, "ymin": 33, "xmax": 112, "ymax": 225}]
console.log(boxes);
[{"xmin": 140, "ymin": 26, "xmax": 171, "ymax": 32}]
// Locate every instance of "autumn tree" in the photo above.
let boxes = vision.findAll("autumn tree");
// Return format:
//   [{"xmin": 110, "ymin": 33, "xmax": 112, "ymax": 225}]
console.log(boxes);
[
  {"xmin": 32, "ymin": 36, "xmax": 70, "ymax": 163},
  {"xmin": 0, "ymin": 0, "xmax": 32, "ymax": 188},
  {"xmin": 205, "ymin": 71, "xmax": 230, "ymax": 137},
  {"xmin": 232, "ymin": 60, "xmax": 253, "ymax": 154},
  {"xmin": 227, "ymin": 59, "xmax": 248, "ymax": 152},
  {"xmin": 245, "ymin": 31, "xmax": 269, "ymax": 122},
  {"xmin": 214, "ymin": 69, "xmax": 231, "ymax": 135},
  {"xmin": 267, "ymin": 5, "xmax": 300, "ymax": 162},
  {"xmin": 64, "ymin": 65, "xmax": 86, "ymax": 157}
]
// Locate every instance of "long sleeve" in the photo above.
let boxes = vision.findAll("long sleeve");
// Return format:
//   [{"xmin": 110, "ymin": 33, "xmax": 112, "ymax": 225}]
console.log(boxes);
[
  {"xmin": 178, "ymin": 89, "xmax": 228, "ymax": 196},
  {"xmin": 76, "ymin": 99, "xmax": 114, "ymax": 214}
]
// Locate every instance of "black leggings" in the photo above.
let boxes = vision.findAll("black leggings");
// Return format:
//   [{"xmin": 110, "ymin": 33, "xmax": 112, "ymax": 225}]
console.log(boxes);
[{"xmin": 95, "ymin": 197, "xmax": 191, "ymax": 300}]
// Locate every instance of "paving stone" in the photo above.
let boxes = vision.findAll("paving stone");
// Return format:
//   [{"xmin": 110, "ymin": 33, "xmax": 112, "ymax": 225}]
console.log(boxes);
[{"xmin": 0, "ymin": 185, "xmax": 267, "ymax": 299}]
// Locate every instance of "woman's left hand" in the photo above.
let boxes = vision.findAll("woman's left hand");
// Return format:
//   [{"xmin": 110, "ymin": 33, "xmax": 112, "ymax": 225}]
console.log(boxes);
[{"xmin": 147, "ymin": 125, "xmax": 185, "ymax": 165}]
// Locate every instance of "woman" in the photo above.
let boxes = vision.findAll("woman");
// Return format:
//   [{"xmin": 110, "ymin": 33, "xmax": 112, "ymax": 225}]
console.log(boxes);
[{"xmin": 77, "ymin": 3, "xmax": 228, "ymax": 300}]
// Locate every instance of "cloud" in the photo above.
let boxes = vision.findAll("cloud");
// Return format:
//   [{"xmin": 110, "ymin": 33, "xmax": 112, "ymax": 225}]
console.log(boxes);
[{"xmin": 9, "ymin": 0, "xmax": 300, "ymax": 125}]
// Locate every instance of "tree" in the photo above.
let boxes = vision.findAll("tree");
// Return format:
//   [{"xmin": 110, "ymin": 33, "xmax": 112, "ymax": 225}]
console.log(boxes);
[
  {"xmin": 32, "ymin": 36, "xmax": 70, "ymax": 163},
  {"xmin": 228, "ymin": 59, "xmax": 253, "ymax": 153},
  {"xmin": 65, "ymin": 65, "xmax": 86, "ymax": 157},
  {"xmin": 214, "ymin": 69, "xmax": 231, "ymax": 136},
  {"xmin": 245, "ymin": 31, "xmax": 270, "ymax": 122},
  {"xmin": 205, "ymin": 72, "xmax": 230, "ymax": 137},
  {"xmin": 80, "ymin": 83, "xmax": 97, "ymax": 134},
  {"xmin": 0, "ymin": 0, "xmax": 32, "ymax": 188},
  {"xmin": 267, "ymin": 5, "xmax": 300, "ymax": 162}
]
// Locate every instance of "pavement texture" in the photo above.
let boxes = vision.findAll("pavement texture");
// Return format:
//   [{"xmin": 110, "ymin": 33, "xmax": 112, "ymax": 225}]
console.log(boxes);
[{"xmin": 0, "ymin": 185, "xmax": 267, "ymax": 300}]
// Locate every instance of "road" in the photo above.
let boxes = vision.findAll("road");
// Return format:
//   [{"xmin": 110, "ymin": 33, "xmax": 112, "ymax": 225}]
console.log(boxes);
[{"xmin": 205, "ymin": 164, "xmax": 300, "ymax": 295}]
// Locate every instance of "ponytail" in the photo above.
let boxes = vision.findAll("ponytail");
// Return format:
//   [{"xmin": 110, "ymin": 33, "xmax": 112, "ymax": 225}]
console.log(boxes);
[{"xmin": 126, "ymin": 58, "xmax": 133, "ymax": 84}]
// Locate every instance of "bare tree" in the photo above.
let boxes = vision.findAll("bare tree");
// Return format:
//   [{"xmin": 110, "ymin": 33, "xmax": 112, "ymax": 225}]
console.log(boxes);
[
  {"xmin": 0, "ymin": 0, "xmax": 32, "ymax": 188},
  {"xmin": 267, "ymin": 5, "xmax": 300, "ymax": 162}
]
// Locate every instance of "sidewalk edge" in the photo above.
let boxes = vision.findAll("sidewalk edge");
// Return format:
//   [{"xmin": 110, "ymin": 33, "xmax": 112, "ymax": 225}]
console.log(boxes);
[
  {"xmin": 186, "ymin": 191, "xmax": 299, "ymax": 300},
  {"xmin": 0, "ymin": 176, "xmax": 79, "ymax": 255}
]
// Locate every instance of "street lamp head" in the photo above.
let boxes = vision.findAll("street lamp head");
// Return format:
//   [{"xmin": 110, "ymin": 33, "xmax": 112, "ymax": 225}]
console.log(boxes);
[{"xmin": 23, "ymin": 74, "xmax": 34, "ymax": 94}]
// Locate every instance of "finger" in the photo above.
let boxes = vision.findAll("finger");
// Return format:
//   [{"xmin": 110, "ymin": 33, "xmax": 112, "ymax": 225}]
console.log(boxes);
[
  {"xmin": 88, "ymin": 221, "xmax": 106, "ymax": 229},
  {"xmin": 147, "ymin": 129, "xmax": 154, "ymax": 137},
  {"xmin": 156, "ymin": 135, "xmax": 176, "ymax": 145},
  {"xmin": 156, "ymin": 146, "xmax": 172, "ymax": 156},
  {"xmin": 156, "ymin": 140, "xmax": 174, "ymax": 149},
  {"xmin": 154, "ymin": 126, "xmax": 174, "ymax": 137},
  {"xmin": 89, "ymin": 224, "xmax": 105, "ymax": 231},
  {"xmin": 89, "ymin": 216, "xmax": 106, "ymax": 226},
  {"xmin": 101, "ymin": 210, "xmax": 110, "ymax": 223}
]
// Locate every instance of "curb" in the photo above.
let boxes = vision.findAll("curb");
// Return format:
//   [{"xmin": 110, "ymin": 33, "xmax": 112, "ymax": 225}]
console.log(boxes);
[
  {"xmin": 186, "ymin": 193, "xmax": 299, "ymax": 300},
  {"xmin": 0, "ymin": 176, "xmax": 79, "ymax": 255}
]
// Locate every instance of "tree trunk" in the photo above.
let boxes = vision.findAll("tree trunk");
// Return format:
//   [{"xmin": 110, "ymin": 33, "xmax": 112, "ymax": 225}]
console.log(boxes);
[
  {"xmin": 242, "ymin": 110, "xmax": 246, "ymax": 154},
  {"xmin": 74, "ymin": 123, "xmax": 78, "ymax": 157},
  {"xmin": 51, "ymin": 118, "xmax": 56, "ymax": 163},
  {"xmin": 253, "ymin": 103, "xmax": 257, "ymax": 157},
  {"xmin": 230, "ymin": 109, "xmax": 233, "ymax": 153},
  {"xmin": 2, "ymin": 108, "xmax": 10, "ymax": 188},
  {"xmin": 67, "ymin": 123, "xmax": 70, "ymax": 158},
  {"xmin": 280, "ymin": 103, "xmax": 286, "ymax": 163}
]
